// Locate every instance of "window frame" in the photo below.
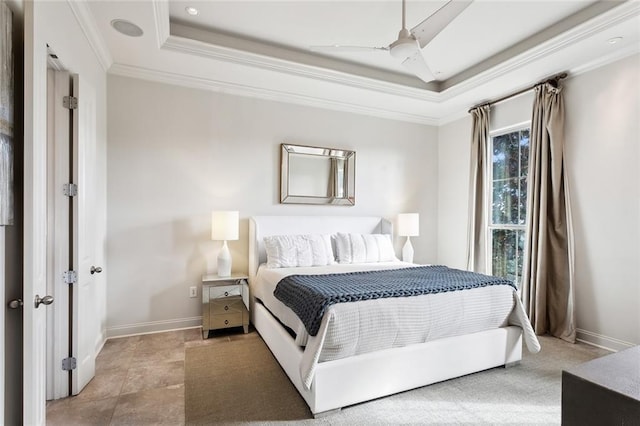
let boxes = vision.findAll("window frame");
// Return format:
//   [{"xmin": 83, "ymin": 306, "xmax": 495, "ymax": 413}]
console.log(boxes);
[{"xmin": 486, "ymin": 122, "xmax": 531, "ymax": 286}]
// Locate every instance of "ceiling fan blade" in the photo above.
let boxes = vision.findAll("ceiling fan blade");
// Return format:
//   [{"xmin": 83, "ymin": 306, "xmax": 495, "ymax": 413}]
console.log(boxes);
[
  {"xmin": 309, "ymin": 45, "xmax": 389, "ymax": 53},
  {"xmin": 401, "ymin": 50, "xmax": 435, "ymax": 83},
  {"xmin": 411, "ymin": 0, "xmax": 472, "ymax": 48}
]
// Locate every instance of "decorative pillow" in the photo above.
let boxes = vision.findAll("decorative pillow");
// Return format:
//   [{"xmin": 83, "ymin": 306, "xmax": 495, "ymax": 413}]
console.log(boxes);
[
  {"xmin": 264, "ymin": 234, "xmax": 335, "ymax": 268},
  {"xmin": 334, "ymin": 233, "xmax": 396, "ymax": 264}
]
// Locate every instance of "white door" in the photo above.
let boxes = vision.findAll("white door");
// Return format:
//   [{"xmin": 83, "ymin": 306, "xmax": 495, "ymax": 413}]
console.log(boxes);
[
  {"xmin": 70, "ymin": 74, "xmax": 99, "ymax": 394},
  {"xmin": 45, "ymin": 70, "xmax": 99, "ymax": 398},
  {"xmin": 23, "ymin": 2, "xmax": 51, "ymax": 422},
  {"xmin": 46, "ymin": 69, "xmax": 72, "ymax": 400}
]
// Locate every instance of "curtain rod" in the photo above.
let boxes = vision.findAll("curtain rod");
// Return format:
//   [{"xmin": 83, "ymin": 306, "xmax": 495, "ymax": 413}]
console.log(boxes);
[{"xmin": 468, "ymin": 72, "xmax": 568, "ymax": 113}]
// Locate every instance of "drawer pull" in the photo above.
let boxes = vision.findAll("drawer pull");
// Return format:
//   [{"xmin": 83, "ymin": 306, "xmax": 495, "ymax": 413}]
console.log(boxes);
[
  {"xmin": 224, "ymin": 291, "xmax": 229, "ymax": 296},
  {"xmin": 224, "ymin": 320, "xmax": 229, "ymax": 325},
  {"xmin": 224, "ymin": 305, "xmax": 229, "ymax": 311}
]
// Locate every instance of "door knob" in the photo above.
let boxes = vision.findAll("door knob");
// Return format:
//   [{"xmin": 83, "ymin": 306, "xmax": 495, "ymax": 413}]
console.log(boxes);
[
  {"xmin": 90, "ymin": 266, "xmax": 103, "ymax": 275},
  {"xmin": 8, "ymin": 299, "xmax": 23, "ymax": 309},
  {"xmin": 34, "ymin": 294, "xmax": 54, "ymax": 308}
]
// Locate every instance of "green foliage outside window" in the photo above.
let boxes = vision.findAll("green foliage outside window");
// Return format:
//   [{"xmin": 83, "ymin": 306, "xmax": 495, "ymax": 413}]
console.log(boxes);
[{"xmin": 490, "ymin": 128, "xmax": 529, "ymax": 286}]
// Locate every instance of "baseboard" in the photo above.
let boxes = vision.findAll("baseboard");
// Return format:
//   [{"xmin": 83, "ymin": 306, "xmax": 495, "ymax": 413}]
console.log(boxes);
[
  {"xmin": 106, "ymin": 316, "xmax": 202, "ymax": 338},
  {"xmin": 576, "ymin": 328, "xmax": 635, "ymax": 352},
  {"xmin": 95, "ymin": 329, "xmax": 107, "ymax": 355}
]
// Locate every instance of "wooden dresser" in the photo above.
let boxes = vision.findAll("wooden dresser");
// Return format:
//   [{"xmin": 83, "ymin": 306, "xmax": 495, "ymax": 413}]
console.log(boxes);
[{"xmin": 562, "ymin": 345, "xmax": 640, "ymax": 425}]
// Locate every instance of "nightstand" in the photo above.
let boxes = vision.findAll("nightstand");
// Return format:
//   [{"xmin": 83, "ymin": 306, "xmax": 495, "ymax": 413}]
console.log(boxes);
[{"xmin": 201, "ymin": 274, "xmax": 249, "ymax": 339}]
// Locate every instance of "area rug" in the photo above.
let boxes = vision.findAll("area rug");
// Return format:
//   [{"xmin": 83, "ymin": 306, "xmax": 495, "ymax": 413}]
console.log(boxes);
[
  {"xmin": 185, "ymin": 334, "xmax": 310, "ymax": 424},
  {"xmin": 185, "ymin": 332, "xmax": 609, "ymax": 425}
]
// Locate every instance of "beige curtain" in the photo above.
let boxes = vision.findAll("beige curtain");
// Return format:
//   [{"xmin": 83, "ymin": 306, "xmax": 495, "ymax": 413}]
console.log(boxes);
[
  {"xmin": 466, "ymin": 105, "xmax": 490, "ymax": 273},
  {"xmin": 522, "ymin": 82, "xmax": 576, "ymax": 343}
]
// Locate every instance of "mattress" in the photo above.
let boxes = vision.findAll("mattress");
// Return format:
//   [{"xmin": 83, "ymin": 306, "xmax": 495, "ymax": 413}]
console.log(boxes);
[{"xmin": 253, "ymin": 262, "xmax": 540, "ymax": 388}]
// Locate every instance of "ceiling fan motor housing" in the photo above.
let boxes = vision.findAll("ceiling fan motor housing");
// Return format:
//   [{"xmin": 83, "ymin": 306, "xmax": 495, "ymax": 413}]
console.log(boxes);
[{"xmin": 390, "ymin": 34, "xmax": 419, "ymax": 59}]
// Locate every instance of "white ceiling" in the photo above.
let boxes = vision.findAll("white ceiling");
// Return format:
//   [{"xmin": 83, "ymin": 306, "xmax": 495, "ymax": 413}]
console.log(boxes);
[{"xmin": 83, "ymin": 0, "xmax": 640, "ymax": 124}]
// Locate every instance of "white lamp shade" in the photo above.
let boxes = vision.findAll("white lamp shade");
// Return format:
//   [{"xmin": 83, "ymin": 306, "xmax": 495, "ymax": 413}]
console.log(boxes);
[
  {"xmin": 397, "ymin": 213, "xmax": 419, "ymax": 237},
  {"xmin": 211, "ymin": 211, "xmax": 239, "ymax": 241}
]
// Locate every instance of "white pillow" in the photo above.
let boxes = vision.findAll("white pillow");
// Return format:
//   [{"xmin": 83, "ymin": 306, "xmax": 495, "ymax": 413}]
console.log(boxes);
[
  {"xmin": 334, "ymin": 233, "xmax": 396, "ymax": 264},
  {"xmin": 264, "ymin": 234, "xmax": 335, "ymax": 268}
]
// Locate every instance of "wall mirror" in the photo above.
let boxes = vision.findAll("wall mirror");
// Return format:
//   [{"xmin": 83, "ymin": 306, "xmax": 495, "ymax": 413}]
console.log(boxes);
[{"xmin": 280, "ymin": 143, "xmax": 355, "ymax": 205}]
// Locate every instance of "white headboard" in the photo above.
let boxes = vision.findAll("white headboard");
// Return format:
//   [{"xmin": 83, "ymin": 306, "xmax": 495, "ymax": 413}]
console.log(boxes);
[{"xmin": 248, "ymin": 216, "xmax": 393, "ymax": 283}]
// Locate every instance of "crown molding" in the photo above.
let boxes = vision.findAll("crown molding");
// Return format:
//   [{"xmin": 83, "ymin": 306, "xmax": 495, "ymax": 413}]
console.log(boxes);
[
  {"xmin": 111, "ymin": 0, "xmax": 638, "ymax": 128},
  {"xmin": 569, "ymin": 43, "xmax": 639, "ymax": 78},
  {"xmin": 108, "ymin": 63, "xmax": 439, "ymax": 126},
  {"xmin": 162, "ymin": 33, "xmax": 440, "ymax": 103},
  {"xmin": 438, "ymin": 0, "xmax": 640, "ymax": 103},
  {"xmin": 152, "ymin": 0, "xmax": 170, "ymax": 48},
  {"xmin": 67, "ymin": 0, "xmax": 113, "ymax": 71},
  {"xmin": 437, "ymin": 45, "xmax": 639, "ymax": 127},
  {"xmin": 155, "ymin": 1, "xmax": 638, "ymax": 105},
  {"xmin": 108, "ymin": 44, "xmax": 638, "ymax": 130},
  {"xmin": 155, "ymin": 1, "xmax": 436, "ymax": 97}
]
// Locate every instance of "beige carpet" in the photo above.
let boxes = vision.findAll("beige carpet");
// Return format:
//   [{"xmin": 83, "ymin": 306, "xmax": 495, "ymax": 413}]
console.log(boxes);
[{"xmin": 185, "ymin": 332, "xmax": 610, "ymax": 425}]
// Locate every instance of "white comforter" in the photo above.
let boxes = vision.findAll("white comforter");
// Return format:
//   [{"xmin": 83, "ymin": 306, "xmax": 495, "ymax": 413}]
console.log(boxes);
[{"xmin": 253, "ymin": 262, "xmax": 540, "ymax": 389}]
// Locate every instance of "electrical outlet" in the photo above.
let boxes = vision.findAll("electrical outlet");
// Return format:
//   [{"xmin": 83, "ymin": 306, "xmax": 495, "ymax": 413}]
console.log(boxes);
[{"xmin": 189, "ymin": 286, "xmax": 197, "ymax": 298}]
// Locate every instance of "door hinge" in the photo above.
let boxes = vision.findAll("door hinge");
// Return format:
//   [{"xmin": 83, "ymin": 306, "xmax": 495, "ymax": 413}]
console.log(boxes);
[
  {"xmin": 63, "ymin": 95, "xmax": 78, "ymax": 109},
  {"xmin": 63, "ymin": 183, "xmax": 78, "ymax": 197},
  {"xmin": 63, "ymin": 270, "xmax": 77, "ymax": 284},
  {"xmin": 61, "ymin": 357, "xmax": 77, "ymax": 371}
]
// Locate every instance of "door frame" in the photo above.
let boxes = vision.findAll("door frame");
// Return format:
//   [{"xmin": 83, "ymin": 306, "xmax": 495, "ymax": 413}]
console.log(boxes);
[
  {"xmin": 0, "ymin": 227, "xmax": 4, "ymax": 425},
  {"xmin": 0, "ymin": 4, "xmax": 9, "ymax": 419},
  {"xmin": 23, "ymin": 1, "xmax": 106, "ymax": 422}
]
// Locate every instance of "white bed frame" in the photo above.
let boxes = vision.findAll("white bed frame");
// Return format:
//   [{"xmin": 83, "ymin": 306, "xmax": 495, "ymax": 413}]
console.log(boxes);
[{"xmin": 248, "ymin": 216, "xmax": 523, "ymax": 416}]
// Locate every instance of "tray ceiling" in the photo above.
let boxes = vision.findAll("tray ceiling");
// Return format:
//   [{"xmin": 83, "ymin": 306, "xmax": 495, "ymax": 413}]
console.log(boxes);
[{"xmin": 82, "ymin": 0, "xmax": 640, "ymax": 124}]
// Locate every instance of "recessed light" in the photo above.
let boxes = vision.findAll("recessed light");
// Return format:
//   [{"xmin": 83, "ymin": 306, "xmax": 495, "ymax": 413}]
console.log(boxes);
[
  {"xmin": 111, "ymin": 19, "xmax": 144, "ymax": 37},
  {"xmin": 608, "ymin": 37, "xmax": 623, "ymax": 45},
  {"xmin": 185, "ymin": 6, "xmax": 199, "ymax": 16}
]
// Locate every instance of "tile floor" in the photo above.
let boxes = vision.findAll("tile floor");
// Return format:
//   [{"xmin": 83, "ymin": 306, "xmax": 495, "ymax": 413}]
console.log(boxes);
[{"xmin": 46, "ymin": 327, "xmax": 244, "ymax": 425}]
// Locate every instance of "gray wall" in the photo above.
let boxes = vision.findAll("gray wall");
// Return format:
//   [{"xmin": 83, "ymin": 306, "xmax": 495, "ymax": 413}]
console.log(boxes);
[
  {"xmin": 106, "ymin": 75, "xmax": 439, "ymax": 336},
  {"xmin": 564, "ymin": 54, "xmax": 639, "ymax": 348},
  {"xmin": 437, "ymin": 54, "xmax": 640, "ymax": 349},
  {"xmin": 106, "ymin": 49, "xmax": 639, "ymax": 351}
]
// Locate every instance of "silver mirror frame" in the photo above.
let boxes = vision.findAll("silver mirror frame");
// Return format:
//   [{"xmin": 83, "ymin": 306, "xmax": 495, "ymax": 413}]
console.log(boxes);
[{"xmin": 280, "ymin": 143, "xmax": 355, "ymax": 205}]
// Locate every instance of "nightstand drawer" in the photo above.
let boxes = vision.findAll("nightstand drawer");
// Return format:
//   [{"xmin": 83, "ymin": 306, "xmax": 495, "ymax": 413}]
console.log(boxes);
[
  {"xmin": 209, "ymin": 284, "xmax": 241, "ymax": 299},
  {"xmin": 210, "ymin": 312, "xmax": 243, "ymax": 329},
  {"xmin": 201, "ymin": 274, "xmax": 250, "ymax": 338},
  {"xmin": 211, "ymin": 297, "xmax": 244, "ymax": 315}
]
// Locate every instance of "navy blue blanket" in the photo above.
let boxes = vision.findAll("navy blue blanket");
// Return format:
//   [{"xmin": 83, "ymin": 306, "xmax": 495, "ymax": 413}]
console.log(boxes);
[{"xmin": 273, "ymin": 265, "xmax": 516, "ymax": 336}]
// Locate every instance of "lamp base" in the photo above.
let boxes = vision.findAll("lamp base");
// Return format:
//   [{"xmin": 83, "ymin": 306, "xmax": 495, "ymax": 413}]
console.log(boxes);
[
  {"xmin": 402, "ymin": 237, "xmax": 414, "ymax": 263},
  {"xmin": 217, "ymin": 240, "xmax": 232, "ymax": 277}
]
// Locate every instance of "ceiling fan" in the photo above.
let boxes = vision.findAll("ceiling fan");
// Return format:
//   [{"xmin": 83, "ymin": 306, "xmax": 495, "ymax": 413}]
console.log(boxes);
[{"xmin": 311, "ymin": 0, "xmax": 472, "ymax": 83}]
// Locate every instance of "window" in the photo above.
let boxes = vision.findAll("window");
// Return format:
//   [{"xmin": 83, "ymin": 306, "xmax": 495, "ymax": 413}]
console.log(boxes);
[{"xmin": 489, "ymin": 126, "xmax": 530, "ymax": 286}]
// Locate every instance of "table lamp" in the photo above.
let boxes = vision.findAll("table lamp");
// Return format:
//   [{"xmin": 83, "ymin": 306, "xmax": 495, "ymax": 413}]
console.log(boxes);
[
  {"xmin": 211, "ymin": 211, "xmax": 239, "ymax": 277},
  {"xmin": 397, "ymin": 213, "xmax": 419, "ymax": 263}
]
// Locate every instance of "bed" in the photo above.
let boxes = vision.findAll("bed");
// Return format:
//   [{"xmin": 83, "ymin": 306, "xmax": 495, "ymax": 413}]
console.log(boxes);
[{"xmin": 248, "ymin": 215, "xmax": 540, "ymax": 416}]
